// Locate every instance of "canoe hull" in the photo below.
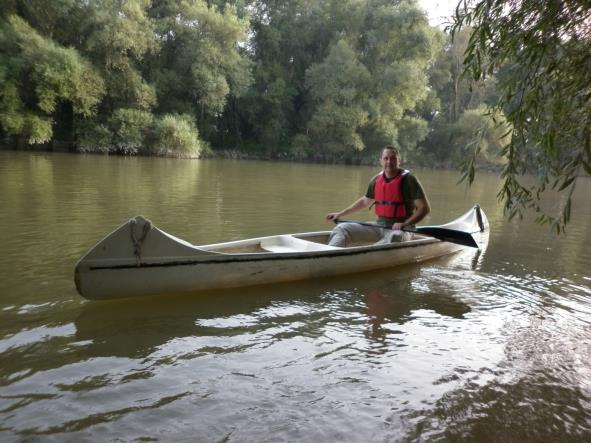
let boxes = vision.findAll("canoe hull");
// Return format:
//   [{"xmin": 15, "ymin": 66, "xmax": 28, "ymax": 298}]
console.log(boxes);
[{"xmin": 75, "ymin": 206, "xmax": 489, "ymax": 300}]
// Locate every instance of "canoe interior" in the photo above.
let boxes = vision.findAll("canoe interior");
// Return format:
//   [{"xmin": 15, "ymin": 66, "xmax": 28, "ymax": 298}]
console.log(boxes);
[{"xmin": 199, "ymin": 232, "xmax": 424, "ymax": 254}]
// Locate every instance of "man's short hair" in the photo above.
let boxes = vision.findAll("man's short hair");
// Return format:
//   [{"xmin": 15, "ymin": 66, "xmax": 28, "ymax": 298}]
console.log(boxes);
[{"xmin": 382, "ymin": 145, "xmax": 400, "ymax": 157}]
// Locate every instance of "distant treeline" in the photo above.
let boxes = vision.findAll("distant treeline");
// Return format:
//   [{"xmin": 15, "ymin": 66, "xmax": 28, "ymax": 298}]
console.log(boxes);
[{"xmin": 0, "ymin": 0, "xmax": 509, "ymax": 167}]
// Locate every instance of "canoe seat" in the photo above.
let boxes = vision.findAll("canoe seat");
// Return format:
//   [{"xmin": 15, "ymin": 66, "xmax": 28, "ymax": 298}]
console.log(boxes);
[{"xmin": 260, "ymin": 235, "xmax": 340, "ymax": 253}]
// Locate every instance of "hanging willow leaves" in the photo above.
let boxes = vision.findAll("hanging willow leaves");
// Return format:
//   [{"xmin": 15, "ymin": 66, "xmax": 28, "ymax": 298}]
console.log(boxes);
[{"xmin": 451, "ymin": 0, "xmax": 591, "ymax": 232}]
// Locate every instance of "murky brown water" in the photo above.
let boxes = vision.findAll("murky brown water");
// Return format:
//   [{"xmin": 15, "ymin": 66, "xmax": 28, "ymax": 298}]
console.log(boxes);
[{"xmin": 1, "ymin": 151, "xmax": 590, "ymax": 441}]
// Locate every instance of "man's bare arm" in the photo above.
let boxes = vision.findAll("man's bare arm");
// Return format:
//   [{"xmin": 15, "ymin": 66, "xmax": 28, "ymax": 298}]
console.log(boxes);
[
  {"xmin": 392, "ymin": 197, "xmax": 431, "ymax": 230},
  {"xmin": 326, "ymin": 196, "xmax": 374, "ymax": 221}
]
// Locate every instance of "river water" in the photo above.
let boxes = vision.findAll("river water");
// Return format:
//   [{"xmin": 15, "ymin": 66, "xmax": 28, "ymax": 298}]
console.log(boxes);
[{"xmin": 1, "ymin": 151, "xmax": 590, "ymax": 442}]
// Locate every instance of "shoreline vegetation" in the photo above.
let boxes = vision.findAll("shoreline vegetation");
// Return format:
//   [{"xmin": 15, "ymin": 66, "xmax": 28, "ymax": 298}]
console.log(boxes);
[{"xmin": 0, "ymin": 139, "xmax": 506, "ymax": 173}]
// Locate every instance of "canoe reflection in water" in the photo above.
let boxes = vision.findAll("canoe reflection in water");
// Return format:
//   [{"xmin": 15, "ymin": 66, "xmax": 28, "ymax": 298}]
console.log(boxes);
[{"xmin": 365, "ymin": 236, "xmax": 487, "ymax": 340}]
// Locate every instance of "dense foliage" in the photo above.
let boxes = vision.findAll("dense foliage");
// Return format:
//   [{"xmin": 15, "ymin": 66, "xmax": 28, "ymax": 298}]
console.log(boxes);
[
  {"xmin": 453, "ymin": 0, "xmax": 591, "ymax": 231},
  {"xmin": 1, "ymin": 0, "xmax": 250, "ymax": 157},
  {"xmin": 1, "ymin": 0, "xmax": 508, "ymax": 165}
]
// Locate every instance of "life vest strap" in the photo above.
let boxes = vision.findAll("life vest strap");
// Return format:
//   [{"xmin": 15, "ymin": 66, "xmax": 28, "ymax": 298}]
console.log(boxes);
[{"xmin": 374, "ymin": 200, "xmax": 404, "ymax": 206}]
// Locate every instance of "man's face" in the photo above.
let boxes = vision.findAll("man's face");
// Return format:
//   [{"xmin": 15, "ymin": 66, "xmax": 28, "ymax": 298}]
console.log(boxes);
[{"xmin": 380, "ymin": 149, "xmax": 401, "ymax": 177}]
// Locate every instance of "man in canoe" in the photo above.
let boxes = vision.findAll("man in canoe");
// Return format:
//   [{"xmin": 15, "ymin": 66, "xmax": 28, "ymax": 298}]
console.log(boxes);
[{"xmin": 325, "ymin": 145, "xmax": 431, "ymax": 246}]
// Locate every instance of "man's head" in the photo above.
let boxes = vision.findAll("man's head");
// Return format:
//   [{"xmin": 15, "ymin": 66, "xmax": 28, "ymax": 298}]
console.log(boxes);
[{"xmin": 380, "ymin": 145, "xmax": 401, "ymax": 178}]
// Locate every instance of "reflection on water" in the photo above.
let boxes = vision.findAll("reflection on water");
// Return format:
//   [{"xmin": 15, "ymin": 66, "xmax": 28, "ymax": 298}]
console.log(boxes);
[{"xmin": 1, "ymin": 152, "xmax": 590, "ymax": 441}]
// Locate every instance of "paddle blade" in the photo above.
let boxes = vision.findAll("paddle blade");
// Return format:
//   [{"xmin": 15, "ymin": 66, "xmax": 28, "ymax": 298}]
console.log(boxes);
[{"xmin": 405, "ymin": 226, "xmax": 479, "ymax": 248}]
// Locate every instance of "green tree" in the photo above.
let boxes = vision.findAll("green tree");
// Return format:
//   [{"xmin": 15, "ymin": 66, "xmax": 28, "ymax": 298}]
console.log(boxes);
[
  {"xmin": 0, "ymin": 14, "xmax": 104, "ymax": 144},
  {"xmin": 419, "ymin": 28, "xmax": 498, "ymax": 166},
  {"xmin": 77, "ymin": 0, "xmax": 158, "ymax": 150},
  {"xmin": 242, "ymin": 0, "xmax": 439, "ymax": 160},
  {"xmin": 150, "ymin": 113, "xmax": 204, "ymax": 156},
  {"xmin": 237, "ymin": 0, "xmax": 329, "ymax": 157},
  {"xmin": 397, "ymin": 116, "xmax": 429, "ymax": 161},
  {"xmin": 2, "ymin": 0, "xmax": 245, "ymax": 155},
  {"xmin": 355, "ymin": 0, "xmax": 440, "ymax": 156},
  {"xmin": 428, "ymin": 28, "xmax": 497, "ymax": 124},
  {"xmin": 110, "ymin": 108, "xmax": 154, "ymax": 154},
  {"xmin": 453, "ymin": 0, "xmax": 591, "ymax": 231},
  {"xmin": 88, "ymin": 0, "xmax": 156, "ymax": 64},
  {"xmin": 306, "ymin": 39, "xmax": 371, "ymax": 159},
  {"xmin": 148, "ymin": 0, "xmax": 251, "ymax": 137}
]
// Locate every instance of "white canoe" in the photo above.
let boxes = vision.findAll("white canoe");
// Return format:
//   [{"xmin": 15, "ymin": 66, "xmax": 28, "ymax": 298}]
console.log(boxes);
[{"xmin": 75, "ymin": 205, "xmax": 489, "ymax": 300}]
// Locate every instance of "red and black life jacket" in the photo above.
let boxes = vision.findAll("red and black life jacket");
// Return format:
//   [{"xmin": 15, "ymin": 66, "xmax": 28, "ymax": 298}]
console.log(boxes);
[{"xmin": 373, "ymin": 170, "xmax": 409, "ymax": 218}]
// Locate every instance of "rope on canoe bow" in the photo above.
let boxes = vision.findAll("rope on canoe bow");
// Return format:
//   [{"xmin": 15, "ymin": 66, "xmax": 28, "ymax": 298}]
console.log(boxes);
[{"xmin": 129, "ymin": 218, "xmax": 152, "ymax": 266}]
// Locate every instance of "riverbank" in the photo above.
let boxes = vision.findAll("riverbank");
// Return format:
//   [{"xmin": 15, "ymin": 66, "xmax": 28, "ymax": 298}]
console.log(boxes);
[{"xmin": 0, "ymin": 140, "xmax": 506, "ymax": 172}]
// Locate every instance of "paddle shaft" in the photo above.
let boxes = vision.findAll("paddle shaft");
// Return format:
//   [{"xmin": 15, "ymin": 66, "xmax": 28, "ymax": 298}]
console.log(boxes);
[{"xmin": 334, "ymin": 219, "xmax": 479, "ymax": 248}]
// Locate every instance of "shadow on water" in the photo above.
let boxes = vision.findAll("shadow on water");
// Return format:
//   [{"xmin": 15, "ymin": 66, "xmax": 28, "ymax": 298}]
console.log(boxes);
[
  {"xmin": 73, "ymin": 245, "xmax": 486, "ymax": 360},
  {"xmin": 423, "ymin": 376, "xmax": 591, "ymax": 443},
  {"xmin": 410, "ymin": 327, "xmax": 591, "ymax": 443}
]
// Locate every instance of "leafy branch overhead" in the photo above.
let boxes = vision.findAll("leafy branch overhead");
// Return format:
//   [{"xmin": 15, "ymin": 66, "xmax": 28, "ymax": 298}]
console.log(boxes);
[{"xmin": 452, "ymin": 0, "xmax": 591, "ymax": 232}]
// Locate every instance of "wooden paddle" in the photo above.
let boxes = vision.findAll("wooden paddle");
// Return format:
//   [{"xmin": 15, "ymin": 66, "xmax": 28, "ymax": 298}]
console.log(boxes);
[{"xmin": 334, "ymin": 219, "xmax": 479, "ymax": 248}]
